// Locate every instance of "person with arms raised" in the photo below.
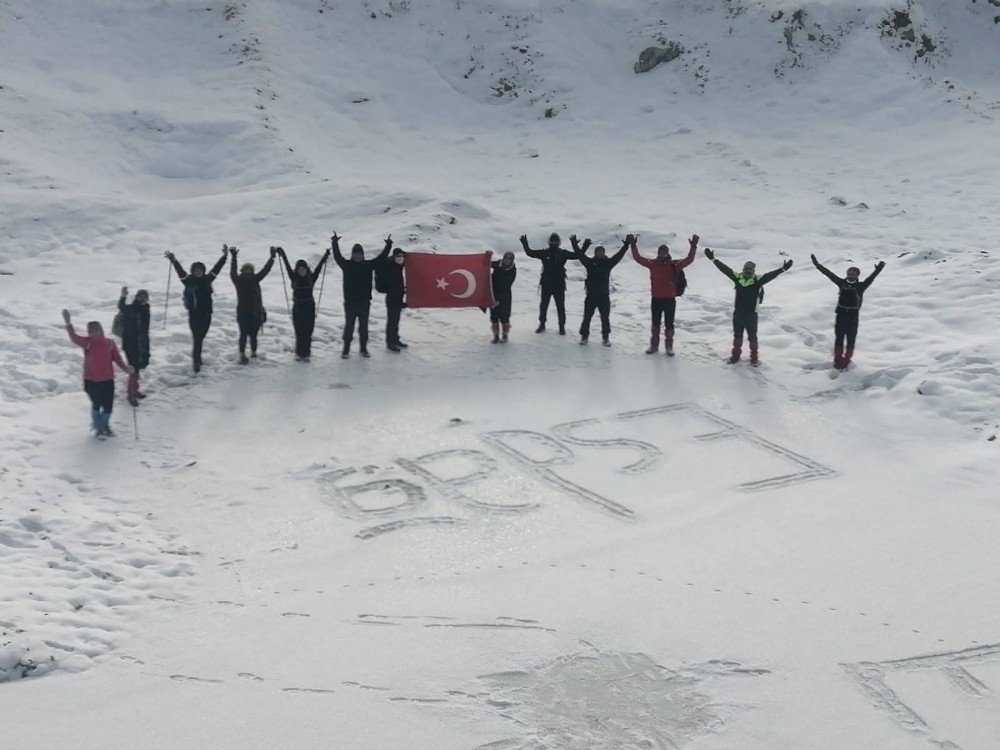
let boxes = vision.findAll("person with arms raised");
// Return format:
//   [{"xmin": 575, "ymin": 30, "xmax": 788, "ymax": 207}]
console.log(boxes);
[
  {"xmin": 570, "ymin": 234, "xmax": 628, "ymax": 346},
  {"xmin": 164, "ymin": 245, "xmax": 228, "ymax": 373},
  {"xmin": 332, "ymin": 233, "xmax": 392, "ymax": 358},
  {"xmin": 631, "ymin": 233, "xmax": 699, "ymax": 355},
  {"xmin": 277, "ymin": 245, "xmax": 330, "ymax": 361},
  {"xmin": 63, "ymin": 310, "xmax": 132, "ymax": 438},
  {"xmin": 229, "ymin": 246, "xmax": 275, "ymax": 365},
  {"xmin": 704, "ymin": 247, "xmax": 792, "ymax": 366},
  {"xmin": 811, "ymin": 254, "xmax": 885, "ymax": 370},
  {"xmin": 519, "ymin": 232, "xmax": 577, "ymax": 335}
]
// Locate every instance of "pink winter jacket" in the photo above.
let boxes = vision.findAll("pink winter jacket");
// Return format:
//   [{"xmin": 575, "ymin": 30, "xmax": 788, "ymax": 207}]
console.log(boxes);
[{"xmin": 67, "ymin": 328, "xmax": 129, "ymax": 382}]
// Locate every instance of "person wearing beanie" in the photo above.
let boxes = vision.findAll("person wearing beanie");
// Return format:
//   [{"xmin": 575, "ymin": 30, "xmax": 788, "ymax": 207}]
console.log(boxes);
[
  {"xmin": 811, "ymin": 254, "xmax": 885, "ymax": 370},
  {"xmin": 519, "ymin": 231, "xmax": 577, "ymax": 335},
  {"xmin": 116, "ymin": 286, "xmax": 150, "ymax": 406},
  {"xmin": 331, "ymin": 233, "xmax": 392, "ymax": 358},
  {"xmin": 164, "ymin": 245, "xmax": 229, "ymax": 373},
  {"xmin": 569, "ymin": 234, "xmax": 629, "ymax": 346},
  {"xmin": 630, "ymin": 233, "xmax": 699, "ymax": 355},
  {"xmin": 488, "ymin": 251, "xmax": 517, "ymax": 343},
  {"xmin": 277, "ymin": 245, "xmax": 330, "ymax": 361},
  {"xmin": 230, "ymin": 246, "xmax": 276, "ymax": 364},
  {"xmin": 377, "ymin": 246, "xmax": 408, "ymax": 352},
  {"xmin": 704, "ymin": 248, "xmax": 793, "ymax": 366}
]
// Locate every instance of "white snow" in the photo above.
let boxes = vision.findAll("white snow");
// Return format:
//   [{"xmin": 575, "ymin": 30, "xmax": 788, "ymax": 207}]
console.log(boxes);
[{"xmin": 1, "ymin": 1, "xmax": 998, "ymax": 748}]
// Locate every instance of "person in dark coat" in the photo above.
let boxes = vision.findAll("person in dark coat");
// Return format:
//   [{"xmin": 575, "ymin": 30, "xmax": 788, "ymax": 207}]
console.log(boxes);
[
  {"xmin": 631, "ymin": 233, "xmax": 699, "ymax": 355},
  {"xmin": 332, "ymin": 233, "xmax": 391, "ymax": 358},
  {"xmin": 230, "ymin": 247, "xmax": 275, "ymax": 364},
  {"xmin": 519, "ymin": 232, "xmax": 577, "ymax": 334},
  {"xmin": 378, "ymin": 247, "xmax": 407, "ymax": 352},
  {"xmin": 277, "ymin": 246, "xmax": 330, "ymax": 361},
  {"xmin": 489, "ymin": 251, "xmax": 517, "ymax": 343},
  {"xmin": 704, "ymin": 248, "xmax": 792, "ymax": 366},
  {"xmin": 165, "ymin": 245, "xmax": 229, "ymax": 373},
  {"xmin": 811, "ymin": 254, "xmax": 885, "ymax": 370},
  {"xmin": 117, "ymin": 286, "xmax": 150, "ymax": 406},
  {"xmin": 569, "ymin": 235, "xmax": 628, "ymax": 346}
]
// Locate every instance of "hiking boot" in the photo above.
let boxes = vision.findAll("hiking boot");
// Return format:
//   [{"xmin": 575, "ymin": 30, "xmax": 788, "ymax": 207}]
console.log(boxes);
[
  {"xmin": 729, "ymin": 337, "xmax": 743, "ymax": 364},
  {"xmin": 665, "ymin": 346, "xmax": 674, "ymax": 356},
  {"xmin": 341, "ymin": 351, "xmax": 350, "ymax": 359},
  {"xmin": 128, "ymin": 397, "xmax": 139, "ymax": 408},
  {"xmin": 602, "ymin": 336, "xmax": 611, "ymax": 347},
  {"xmin": 136, "ymin": 392, "xmax": 147, "ymax": 399},
  {"xmin": 501, "ymin": 324, "xmax": 509, "ymax": 343},
  {"xmin": 239, "ymin": 354, "xmax": 249, "ymax": 365},
  {"xmin": 360, "ymin": 348, "xmax": 371, "ymax": 358},
  {"xmin": 535, "ymin": 322, "xmax": 545, "ymax": 333},
  {"xmin": 646, "ymin": 326, "xmax": 660, "ymax": 354},
  {"xmin": 387, "ymin": 344, "xmax": 401, "ymax": 353},
  {"xmin": 396, "ymin": 340, "xmax": 408, "ymax": 348},
  {"xmin": 100, "ymin": 427, "xmax": 116, "ymax": 438},
  {"xmin": 579, "ymin": 337, "xmax": 588, "ymax": 345},
  {"xmin": 491, "ymin": 324, "xmax": 500, "ymax": 344},
  {"xmin": 558, "ymin": 325, "xmax": 566, "ymax": 335}
]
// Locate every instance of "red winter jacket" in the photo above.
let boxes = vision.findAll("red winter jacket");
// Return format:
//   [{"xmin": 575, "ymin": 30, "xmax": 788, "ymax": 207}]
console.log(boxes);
[
  {"xmin": 67, "ymin": 328, "xmax": 129, "ymax": 382},
  {"xmin": 631, "ymin": 244, "xmax": 697, "ymax": 299}
]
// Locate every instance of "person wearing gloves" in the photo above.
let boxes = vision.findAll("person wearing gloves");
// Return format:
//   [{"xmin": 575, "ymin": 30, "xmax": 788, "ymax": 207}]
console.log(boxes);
[
  {"xmin": 704, "ymin": 248, "xmax": 793, "ymax": 366},
  {"xmin": 630, "ymin": 233, "xmax": 699, "ymax": 355},
  {"xmin": 116, "ymin": 287, "xmax": 150, "ymax": 406},
  {"xmin": 229, "ymin": 246, "xmax": 275, "ymax": 364},
  {"xmin": 811, "ymin": 254, "xmax": 885, "ymax": 370},
  {"xmin": 519, "ymin": 232, "xmax": 577, "ymax": 335},
  {"xmin": 569, "ymin": 234, "xmax": 629, "ymax": 346}
]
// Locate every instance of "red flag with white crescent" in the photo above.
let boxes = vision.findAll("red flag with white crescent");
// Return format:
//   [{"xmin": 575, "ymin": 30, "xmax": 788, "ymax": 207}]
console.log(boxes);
[{"xmin": 404, "ymin": 252, "xmax": 494, "ymax": 309}]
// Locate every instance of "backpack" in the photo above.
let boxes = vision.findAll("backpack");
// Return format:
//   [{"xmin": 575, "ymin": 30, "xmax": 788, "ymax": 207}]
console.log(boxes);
[
  {"xmin": 183, "ymin": 285, "xmax": 197, "ymax": 311},
  {"xmin": 374, "ymin": 262, "xmax": 390, "ymax": 294},
  {"xmin": 675, "ymin": 268, "xmax": 688, "ymax": 296},
  {"xmin": 111, "ymin": 311, "xmax": 125, "ymax": 338}
]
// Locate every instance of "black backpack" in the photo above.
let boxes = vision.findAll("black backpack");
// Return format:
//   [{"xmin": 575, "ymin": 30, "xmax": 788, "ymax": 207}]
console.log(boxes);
[
  {"xmin": 183, "ymin": 284, "xmax": 197, "ymax": 311},
  {"xmin": 675, "ymin": 268, "xmax": 688, "ymax": 296}
]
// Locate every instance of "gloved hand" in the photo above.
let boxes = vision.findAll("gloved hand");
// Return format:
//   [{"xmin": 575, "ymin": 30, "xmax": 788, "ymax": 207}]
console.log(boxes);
[
  {"xmin": 782, "ymin": 259, "xmax": 794, "ymax": 271},
  {"xmin": 704, "ymin": 248, "xmax": 715, "ymax": 260}
]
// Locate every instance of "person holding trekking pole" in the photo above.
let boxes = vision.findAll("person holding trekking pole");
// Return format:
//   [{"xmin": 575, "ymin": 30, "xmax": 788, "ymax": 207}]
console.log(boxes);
[{"xmin": 276, "ymin": 244, "xmax": 331, "ymax": 361}]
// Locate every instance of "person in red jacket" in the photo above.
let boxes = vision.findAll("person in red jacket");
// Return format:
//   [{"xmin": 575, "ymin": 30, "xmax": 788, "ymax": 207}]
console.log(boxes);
[
  {"xmin": 630, "ymin": 233, "xmax": 699, "ymax": 355},
  {"xmin": 63, "ymin": 309, "xmax": 132, "ymax": 437}
]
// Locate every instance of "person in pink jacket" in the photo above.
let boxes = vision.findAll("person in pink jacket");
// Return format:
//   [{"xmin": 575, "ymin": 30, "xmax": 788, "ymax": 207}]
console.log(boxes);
[{"xmin": 63, "ymin": 309, "xmax": 132, "ymax": 437}]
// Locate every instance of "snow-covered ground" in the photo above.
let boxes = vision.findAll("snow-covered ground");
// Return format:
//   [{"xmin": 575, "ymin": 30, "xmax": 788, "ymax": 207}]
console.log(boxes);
[{"xmin": 1, "ymin": 1, "xmax": 998, "ymax": 748}]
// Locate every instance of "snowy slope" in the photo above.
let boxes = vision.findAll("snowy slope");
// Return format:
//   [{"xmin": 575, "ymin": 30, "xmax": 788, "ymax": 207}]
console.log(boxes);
[{"xmin": 1, "ymin": 1, "xmax": 999, "ymax": 749}]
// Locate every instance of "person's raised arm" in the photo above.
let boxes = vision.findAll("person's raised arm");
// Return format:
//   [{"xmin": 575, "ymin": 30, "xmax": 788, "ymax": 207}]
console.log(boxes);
[
  {"xmin": 331, "ymin": 234, "xmax": 347, "ymax": 269},
  {"xmin": 118, "ymin": 287, "xmax": 128, "ymax": 312},
  {"xmin": 810, "ymin": 254, "xmax": 841, "ymax": 285},
  {"xmin": 256, "ymin": 249, "xmax": 276, "ymax": 281},
  {"xmin": 210, "ymin": 245, "xmax": 229, "ymax": 280},
  {"xmin": 520, "ymin": 234, "xmax": 543, "ymax": 259},
  {"xmin": 760, "ymin": 259, "xmax": 794, "ymax": 286},
  {"xmin": 229, "ymin": 246, "xmax": 239, "ymax": 283},
  {"xmin": 629, "ymin": 235, "xmax": 654, "ymax": 268},
  {"xmin": 373, "ymin": 235, "xmax": 392, "ymax": 264},
  {"xmin": 704, "ymin": 248, "xmax": 737, "ymax": 281},
  {"xmin": 312, "ymin": 249, "xmax": 330, "ymax": 283},
  {"xmin": 675, "ymin": 234, "xmax": 699, "ymax": 270},
  {"xmin": 277, "ymin": 247, "xmax": 294, "ymax": 279},
  {"xmin": 861, "ymin": 260, "xmax": 886, "ymax": 291},
  {"xmin": 609, "ymin": 239, "xmax": 629, "ymax": 267},
  {"xmin": 62, "ymin": 309, "xmax": 86, "ymax": 347},
  {"xmin": 165, "ymin": 252, "xmax": 187, "ymax": 279}
]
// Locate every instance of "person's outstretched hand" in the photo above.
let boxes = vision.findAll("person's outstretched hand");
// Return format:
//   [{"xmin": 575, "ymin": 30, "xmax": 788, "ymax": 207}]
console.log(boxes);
[{"xmin": 704, "ymin": 248, "xmax": 715, "ymax": 260}]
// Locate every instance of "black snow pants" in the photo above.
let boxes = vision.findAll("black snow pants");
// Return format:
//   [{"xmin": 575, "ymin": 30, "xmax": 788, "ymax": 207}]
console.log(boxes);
[
  {"xmin": 490, "ymin": 292, "xmax": 512, "ymax": 325},
  {"xmin": 835, "ymin": 309, "xmax": 859, "ymax": 350},
  {"xmin": 293, "ymin": 300, "xmax": 316, "ymax": 358},
  {"xmin": 344, "ymin": 301, "xmax": 370, "ymax": 349},
  {"xmin": 539, "ymin": 284, "xmax": 566, "ymax": 328},
  {"xmin": 733, "ymin": 310, "xmax": 758, "ymax": 342},
  {"xmin": 188, "ymin": 312, "xmax": 212, "ymax": 369},
  {"xmin": 237, "ymin": 311, "xmax": 263, "ymax": 355},
  {"xmin": 84, "ymin": 380, "xmax": 115, "ymax": 415},
  {"xmin": 385, "ymin": 296, "xmax": 403, "ymax": 347},
  {"xmin": 651, "ymin": 298, "xmax": 677, "ymax": 328},
  {"xmin": 580, "ymin": 293, "xmax": 611, "ymax": 338}
]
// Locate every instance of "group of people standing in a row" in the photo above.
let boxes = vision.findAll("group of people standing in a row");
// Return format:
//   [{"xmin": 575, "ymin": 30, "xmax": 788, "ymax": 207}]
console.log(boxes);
[{"xmin": 62, "ymin": 230, "xmax": 885, "ymax": 437}]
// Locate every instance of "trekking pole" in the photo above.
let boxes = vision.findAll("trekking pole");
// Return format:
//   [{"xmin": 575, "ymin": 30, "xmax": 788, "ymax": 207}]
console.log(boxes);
[
  {"xmin": 163, "ymin": 259, "xmax": 172, "ymax": 329},
  {"xmin": 316, "ymin": 256, "xmax": 328, "ymax": 310},
  {"xmin": 132, "ymin": 405, "xmax": 139, "ymax": 442},
  {"xmin": 278, "ymin": 257, "xmax": 292, "ymax": 317}
]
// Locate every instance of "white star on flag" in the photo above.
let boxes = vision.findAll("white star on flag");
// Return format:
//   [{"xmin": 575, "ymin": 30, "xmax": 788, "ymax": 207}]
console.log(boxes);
[{"xmin": 435, "ymin": 278, "xmax": 449, "ymax": 290}]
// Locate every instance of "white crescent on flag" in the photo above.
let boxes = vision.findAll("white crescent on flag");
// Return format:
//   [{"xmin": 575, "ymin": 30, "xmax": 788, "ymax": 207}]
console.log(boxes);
[{"xmin": 447, "ymin": 269, "xmax": 477, "ymax": 299}]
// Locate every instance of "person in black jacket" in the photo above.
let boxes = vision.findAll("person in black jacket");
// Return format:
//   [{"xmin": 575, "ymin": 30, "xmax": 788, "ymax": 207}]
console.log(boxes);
[
  {"xmin": 811, "ymin": 254, "xmax": 885, "ymax": 370},
  {"xmin": 570, "ymin": 235, "xmax": 628, "ymax": 346},
  {"xmin": 277, "ymin": 245, "xmax": 330, "ymax": 361},
  {"xmin": 704, "ymin": 248, "xmax": 793, "ymax": 366},
  {"xmin": 519, "ymin": 232, "xmax": 577, "ymax": 334},
  {"xmin": 117, "ymin": 286, "xmax": 150, "ymax": 406},
  {"xmin": 230, "ymin": 247, "xmax": 276, "ymax": 364},
  {"xmin": 489, "ymin": 251, "xmax": 517, "ymax": 343},
  {"xmin": 378, "ymin": 247, "xmax": 407, "ymax": 352},
  {"xmin": 332, "ymin": 233, "xmax": 391, "ymax": 358},
  {"xmin": 165, "ymin": 245, "xmax": 229, "ymax": 373}
]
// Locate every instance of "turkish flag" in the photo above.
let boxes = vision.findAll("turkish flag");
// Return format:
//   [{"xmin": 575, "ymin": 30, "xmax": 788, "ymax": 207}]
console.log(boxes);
[{"xmin": 404, "ymin": 252, "xmax": 495, "ymax": 309}]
